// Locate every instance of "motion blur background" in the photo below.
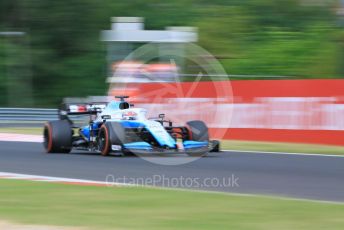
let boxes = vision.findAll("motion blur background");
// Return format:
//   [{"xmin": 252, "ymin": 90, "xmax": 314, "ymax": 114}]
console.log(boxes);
[{"xmin": 0, "ymin": 0, "xmax": 342, "ymax": 107}]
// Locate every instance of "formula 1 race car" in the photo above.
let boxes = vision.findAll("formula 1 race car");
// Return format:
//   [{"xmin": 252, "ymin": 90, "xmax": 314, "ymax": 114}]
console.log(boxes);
[{"xmin": 43, "ymin": 96, "xmax": 219, "ymax": 156}]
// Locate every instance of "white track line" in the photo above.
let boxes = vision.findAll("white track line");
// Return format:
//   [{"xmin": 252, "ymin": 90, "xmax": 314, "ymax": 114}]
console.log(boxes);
[
  {"xmin": 0, "ymin": 133, "xmax": 42, "ymax": 142},
  {"xmin": 0, "ymin": 172, "xmax": 129, "ymax": 186},
  {"xmin": 0, "ymin": 171, "xmax": 343, "ymax": 205}
]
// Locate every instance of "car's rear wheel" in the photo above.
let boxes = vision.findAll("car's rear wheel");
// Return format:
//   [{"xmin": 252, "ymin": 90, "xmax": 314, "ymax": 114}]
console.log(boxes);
[
  {"xmin": 186, "ymin": 120, "xmax": 209, "ymax": 141},
  {"xmin": 185, "ymin": 120, "xmax": 209, "ymax": 157},
  {"xmin": 43, "ymin": 120, "xmax": 72, "ymax": 153}
]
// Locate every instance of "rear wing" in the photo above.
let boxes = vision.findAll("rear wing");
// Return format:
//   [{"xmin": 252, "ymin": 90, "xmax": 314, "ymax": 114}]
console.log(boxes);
[
  {"xmin": 59, "ymin": 103, "xmax": 107, "ymax": 115},
  {"xmin": 58, "ymin": 97, "xmax": 109, "ymax": 119},
  {"xmin": 58, "ymin": 95, "xmax": 131, "ymax": 119}
]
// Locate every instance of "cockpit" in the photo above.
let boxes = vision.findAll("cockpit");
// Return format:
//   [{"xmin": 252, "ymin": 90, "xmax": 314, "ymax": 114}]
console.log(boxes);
[
  {"xmin": 99, "ymin": 99, "xmax": 146, "ymax": 121},
  {"xmin": 105, "ymin": 101, "xmax": 130, "ymax": 112}
]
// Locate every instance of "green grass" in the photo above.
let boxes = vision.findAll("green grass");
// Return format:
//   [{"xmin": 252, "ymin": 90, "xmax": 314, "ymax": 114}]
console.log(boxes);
[
  {"xmin": 221, "ymin": 140, "xmax": 344, "ymax": 155},
  {"xmin": 0, "ymin": 127, "xmax": 43, "ymax": 135},
  {"xmin": 0, "ymin": 179, "xmax": 343, "ymax": 230},
  {"xmin": 1, "ymin": 127, "xmax": 344, "ymax": 155}
]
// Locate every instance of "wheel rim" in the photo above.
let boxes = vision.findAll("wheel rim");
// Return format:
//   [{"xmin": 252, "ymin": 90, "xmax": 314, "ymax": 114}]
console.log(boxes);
[
  {"xmin": 99, "ymin": 129, "xmax": 106, "ymax": 152},
  {"xmin": 43, "ymin": 125, "xmax": 52, "ymax": 152},
  {"xmin": 43, "ymin": 127, "xmax": 49, "ymax": 149}
]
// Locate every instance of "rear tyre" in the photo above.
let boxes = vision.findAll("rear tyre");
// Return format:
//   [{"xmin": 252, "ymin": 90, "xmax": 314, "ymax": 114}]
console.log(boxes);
[
  {"xmin": 186, "ymin": 120, "xmax": 209, "ymax": 141},
  {"xmin": 186, "ymin": 120, "xmax": 209, "ymax": 157},
  {"xmin": 43, "ymin": 120, "xmax": 72, "ymax": 153}
]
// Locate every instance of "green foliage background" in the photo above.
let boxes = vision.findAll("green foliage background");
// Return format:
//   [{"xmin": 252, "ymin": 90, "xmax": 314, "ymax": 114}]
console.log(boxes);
[{"xmin": 0, "ymin": 0, "xmax": 341, "ymax": 107}]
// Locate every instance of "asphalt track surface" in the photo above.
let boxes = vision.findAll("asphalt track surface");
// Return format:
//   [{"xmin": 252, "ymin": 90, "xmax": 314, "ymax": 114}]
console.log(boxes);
[{"xmin": 1, "ymin": 141, "xmax": 344, "ymax": 202}]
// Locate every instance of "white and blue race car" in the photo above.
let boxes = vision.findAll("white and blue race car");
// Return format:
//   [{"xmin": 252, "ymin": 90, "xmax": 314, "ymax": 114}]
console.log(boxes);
[{"xmin": 43, "ymin": 96, "xmax": 219, "ymax": 156}]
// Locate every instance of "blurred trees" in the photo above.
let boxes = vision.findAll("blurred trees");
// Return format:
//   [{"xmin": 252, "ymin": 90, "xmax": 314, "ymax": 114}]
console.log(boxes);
[{"xmin": 0, "ymin": 0, "xmax": 341, "ymax": 107}]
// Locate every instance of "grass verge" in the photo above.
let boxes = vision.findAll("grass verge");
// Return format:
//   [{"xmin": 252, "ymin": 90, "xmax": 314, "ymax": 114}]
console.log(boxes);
[
  {"xmin": 221, "ymin": 140, "xmax": 344, "ymax": 155},
  {"xmin": 0, "ymin": 179, "xmax": 343, "ymax": 230},
  {"xmin": 0, "ymin": 127, "xmax": 42, "ymax": 135}
]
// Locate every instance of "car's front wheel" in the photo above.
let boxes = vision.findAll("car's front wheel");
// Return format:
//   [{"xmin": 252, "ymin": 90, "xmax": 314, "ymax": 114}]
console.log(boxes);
[
  {"xmin": 98, "ymin": 124, "xmax": 111, "ymax": 156},
  {"xmin": 98, "ymin": 122, "xmax": 128, "ymax": 156}
]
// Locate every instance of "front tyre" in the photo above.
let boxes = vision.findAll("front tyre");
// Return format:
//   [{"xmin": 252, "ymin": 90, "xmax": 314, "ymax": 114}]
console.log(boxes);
[
  {"xmin": 98, "ymin": 124, "xmax": 111, "ymax": 156},
  {"xmin": 43, "ymin": 120, "xmax": 72, "ymax": 153},
  {"xmin": 98, "ymin": 122, "xmax": 127, "ymax": 156},
  {"xmin": 209, "ymin": 140, "xmax": 220, "ymax": 152}
]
